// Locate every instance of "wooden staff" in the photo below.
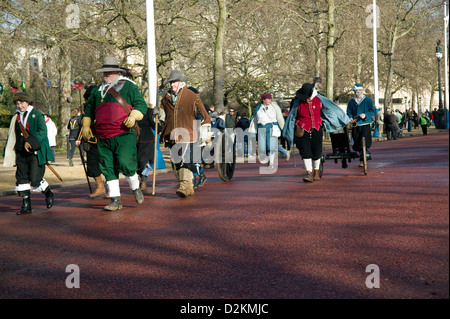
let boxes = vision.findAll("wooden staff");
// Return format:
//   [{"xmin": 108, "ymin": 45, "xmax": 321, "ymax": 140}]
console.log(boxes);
[
  {"xmin": 78, "ymin": 144, "xmax": 92, "ymax": 194},
  {"xmin": 152, "ymin": 112, "xmax": 159, "ymax": 195}
]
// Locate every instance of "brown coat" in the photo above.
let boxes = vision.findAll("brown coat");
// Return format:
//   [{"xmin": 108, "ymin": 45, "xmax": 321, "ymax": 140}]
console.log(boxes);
[{"xmin": 160, "ymin": 87, "xmax": 211, "ymax": 143}]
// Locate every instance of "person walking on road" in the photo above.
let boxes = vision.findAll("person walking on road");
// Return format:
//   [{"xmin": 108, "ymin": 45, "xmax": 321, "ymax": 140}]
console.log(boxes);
[
  {"xmin": 67, "ymin": 108, "xmax": 82, "ymax": 166},
  {"xmin": 249, "ymin": 94, "xmax": 285, "ymax": 169},
  {"xmin": 419, "ymin": 113, "xmax": 430, "ymax": 135},
  {"xmin": 3, "ymin": 92, "xmax": 55, "ymax": 215},
  {"xmin": 384, "ymin": 108, "xmax": 400, "ymax": 140},
  {"xmin": 159, "ymin": 69, "xmax": 212, "ymax": 197},
  {"xmin": 290, "ymin": 83, "xmax": 323, "ymax": 182},
  {"xmin": 81, "ymin": 56, "xmax": 147, "ymax": 211},
  {"xmin": 375, "ymin": 107, "xmax": 384, "ymax": 141},
  {"xmin": 346, "ymin": 83, "xmax": 376, "ymax": 167}
]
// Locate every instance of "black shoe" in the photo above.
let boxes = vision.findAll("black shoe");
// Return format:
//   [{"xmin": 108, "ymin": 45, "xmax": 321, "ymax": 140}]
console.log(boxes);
[
  {"xmin": 17, "ymin": 196, "xmax": 32, "ymax": 215},
  {"xmin": 197, "ymin": 173, "xmax": 207, "ymax": 187},
  {"xmin": 193, "ymin": 176, "xmax": 198, "ymax": 189},
  {"xmin": 43, "ymin": 187, "xmax": 54, "ymax": 209}
]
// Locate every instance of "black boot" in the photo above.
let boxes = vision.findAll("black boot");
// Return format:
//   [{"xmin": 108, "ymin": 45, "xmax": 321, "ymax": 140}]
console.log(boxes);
[
  {"xmin": 17, "ymin": 190, "xmax": 32, "ymax": 215},
  {"xmin": 43, "ymin": 187, "xmax": 54, "ymax": 209},
  {"xmin": 197, "ymin": 172, "xmax": 207, "ymax": 187}
]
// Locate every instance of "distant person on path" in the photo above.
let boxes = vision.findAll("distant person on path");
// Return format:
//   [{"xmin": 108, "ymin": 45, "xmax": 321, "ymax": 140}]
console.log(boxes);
[
  {"xmin": 384, "ymin": 108, "xmax": 400, "ymax": 140},
  {"xmin": 375, "ymin": 107, "xmax": 384, "ymax": 141},
  {"xmin": 44, "ymin": 114, "xmax": 57, "ymax": 161},
  {"xmin": 249, "ymin": 94, "xmax": 285, "ymax": 169},
  {"xmin": 82, "ymin": 56, "xmax": 147, "ymax": 211},
  {"xmin": 406, "ymin": 108, "xmax": 414, "ymax": 132},
  {"xmin": 67, "ymin": 108, "xmax": 82, "ymax": 166},
  {"xmin": 3, "ymin": 92, "xmax": 55, "ymax": 215},
  {"xmin": 346, "ymin": 83, "xmax": 375, "ymax": 167},
  {"xmin": 236, "ymin": 113, "xmax": 250, "ymax": 157},
  {"xmin": 419, "ymin": 113, "xmax": 430, "ymax": 135}
]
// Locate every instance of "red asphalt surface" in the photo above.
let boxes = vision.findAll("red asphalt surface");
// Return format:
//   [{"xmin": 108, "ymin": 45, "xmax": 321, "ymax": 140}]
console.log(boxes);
[{"xmin": 0, "ymin": 133, "xmax": 448, "ymax": 299}]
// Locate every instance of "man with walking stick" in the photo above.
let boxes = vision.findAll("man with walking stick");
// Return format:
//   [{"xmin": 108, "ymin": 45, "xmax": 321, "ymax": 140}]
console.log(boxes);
[{"xmin": 81, "ymin": 56, "xmax": 147, "ymax": 211}]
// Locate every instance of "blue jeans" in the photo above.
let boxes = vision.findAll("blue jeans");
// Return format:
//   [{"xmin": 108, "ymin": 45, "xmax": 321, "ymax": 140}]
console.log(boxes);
[
  {"xmin": 278, "ymin": 145, "xmax": 288, "ymax": 156},
  {"xmin": 258, "ymin": 124, "xmax": 278, "ymax": 156}
]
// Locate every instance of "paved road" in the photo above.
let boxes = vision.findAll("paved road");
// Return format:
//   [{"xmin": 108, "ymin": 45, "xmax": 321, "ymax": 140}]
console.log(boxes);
[{"xmin": 0, "ymin": 133, "xmax": 448, "ymax": 302}]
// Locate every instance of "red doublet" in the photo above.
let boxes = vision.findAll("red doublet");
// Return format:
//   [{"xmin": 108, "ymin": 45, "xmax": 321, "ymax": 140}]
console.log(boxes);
[
  {"xmin": 94, "ymin": 102, "xmax": 131, "ymax": 139},
  {"xmin": 295, "ymin": 96, "xmax": 322, "ymax": 133}
]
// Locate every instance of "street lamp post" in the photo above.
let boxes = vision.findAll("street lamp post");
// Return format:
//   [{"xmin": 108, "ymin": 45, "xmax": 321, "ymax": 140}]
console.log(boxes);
[{"xmin": 435, "ymin": 40, "xmax": 446, "ymax": 129}]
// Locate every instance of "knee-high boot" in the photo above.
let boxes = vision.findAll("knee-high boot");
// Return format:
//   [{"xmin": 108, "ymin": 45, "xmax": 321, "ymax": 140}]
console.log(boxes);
[
  {"xmin": 176, "ymin": 168, "xmax": 195, "ymax": 197},
  {"xmin": 43, "ymin": 187, "xmax": 54, "ymax": 209},
  {"xmin": 17, "ymin": 190, "xmax": 32, "ymax": 215},
  {"xmin": 89, "ymin": 176, "xmax": 106, "ymax": 198}
]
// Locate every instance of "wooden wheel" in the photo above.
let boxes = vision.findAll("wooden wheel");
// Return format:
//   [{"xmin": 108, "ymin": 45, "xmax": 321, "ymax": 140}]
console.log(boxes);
[{"xmin": 216, "ymin": 133, "xmax": 236, "ymax": 181}]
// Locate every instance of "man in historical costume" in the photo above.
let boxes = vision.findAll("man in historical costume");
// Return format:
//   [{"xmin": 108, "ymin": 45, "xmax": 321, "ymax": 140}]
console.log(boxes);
[
  {"xmin": 3, "ymin": 92, "xmax": 55, "ymax": 215},
  {"xmin": 81, "ymin": 56, "xmax": 147, "ymax": 211},
  {"xmin": 282, "ymin": 82, "xmax": 350, "ymax": 182},
  {"xmin": 346, "ymin": 83, "xmax": 376, "ymax": 167},
  {"xmin": 159, "ymin": 70, "xmax": 212, "ymax": 197}
]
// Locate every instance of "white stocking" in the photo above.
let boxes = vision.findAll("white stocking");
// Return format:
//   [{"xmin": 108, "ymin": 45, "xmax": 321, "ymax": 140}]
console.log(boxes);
[{"xmin": 303, "ymin": 158, "xmax": 313, "ymax": 172}]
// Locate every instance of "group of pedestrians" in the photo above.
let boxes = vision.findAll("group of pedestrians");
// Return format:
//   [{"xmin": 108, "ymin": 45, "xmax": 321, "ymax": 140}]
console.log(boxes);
[{"xmin": 2, "ymin": 56, "xmax": 439, "ymax": 215}]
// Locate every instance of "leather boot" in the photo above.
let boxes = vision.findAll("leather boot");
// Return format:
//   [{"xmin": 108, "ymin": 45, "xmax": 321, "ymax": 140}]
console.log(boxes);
[
  {"xmin": 303, "ymin": 171, "xmax": 314, "ymax": 183},
  {"xmin": 176, "ymin": 168, "xmax": 195, "ymax": 197},
  {"xmin": 104, "ymin": 197, "xmax": 122, "ymax": 211},
  {"xmin": 133, "ymin": 188, "xmax": 144, "ymax": 204},
  {"xmin": 89, "ymin": 176, "xmax": 106, "ymax": 198},
  {"xmin": 313, "ymin": 170, "xmax": 321, "ymax": 181},
  {"xmin": 140, "ymin": 180, "xmax": 147, "ymax": 191},
  {"xmin": 43, "ymin": 187, "xmax": 54, "ymax": 208},
  {"xmin": 17, "ymin": 190, "xmax": 32, "ymax": 215}
]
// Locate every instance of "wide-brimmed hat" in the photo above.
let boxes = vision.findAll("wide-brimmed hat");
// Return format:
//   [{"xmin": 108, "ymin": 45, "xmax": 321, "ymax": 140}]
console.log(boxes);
[
  {"xmin": 13, "ymin": 92, "xmax": 32, "ymax": 104},
  {"xmin": 163, "ymin": 70, "xmax": 188, "ymax": 85},
  {"xmin": 296, "ymin": 83, "xmax": 315, "ymax": 101},
  {"xmin": 95, "ymin": 56, "xmax": 127, "ymax": 74}
]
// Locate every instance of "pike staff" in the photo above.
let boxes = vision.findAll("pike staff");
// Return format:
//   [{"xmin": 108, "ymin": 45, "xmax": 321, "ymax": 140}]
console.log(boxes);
[{"xmin": 146, "ymin": 0, "xmax": 159, "ymax": 195}]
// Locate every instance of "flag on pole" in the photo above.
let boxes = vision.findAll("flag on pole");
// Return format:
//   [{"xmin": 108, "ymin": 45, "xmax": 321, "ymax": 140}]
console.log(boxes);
[
  {"xmin": 21, "ymin": 77, "xmax": 26, "ymax": 92},
  {"xmin": 0, "ymin": 82, "xmax": 3, "ymax": 95}
]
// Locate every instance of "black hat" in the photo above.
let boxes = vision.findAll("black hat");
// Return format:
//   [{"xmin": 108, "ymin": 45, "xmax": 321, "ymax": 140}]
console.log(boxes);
[{"xmin": 296, "ymin": 83, "xmax": 315, "ymax": 101}]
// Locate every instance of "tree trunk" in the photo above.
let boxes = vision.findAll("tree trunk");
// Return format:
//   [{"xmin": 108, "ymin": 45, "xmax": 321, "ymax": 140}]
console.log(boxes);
[
  {"xmin": 326, "ymin": 0, "xmax": 335, "ymax": 100},
  {"xmin": 57, "ymin": 46, "xmax": 72, "ymax": 150},
  {"xmin": 213, "ymin": 0, "xmax": 226, "ymax": 112},
  {"xmin": 383, "ymin": 33, "xmax": 396, "ymax": 110}
]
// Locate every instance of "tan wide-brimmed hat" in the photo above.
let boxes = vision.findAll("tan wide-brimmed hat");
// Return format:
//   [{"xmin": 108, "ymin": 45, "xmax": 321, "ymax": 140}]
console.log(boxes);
[{"xmin": 95, "ymin": 56, "xmax": 127, "ymax": 74}]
